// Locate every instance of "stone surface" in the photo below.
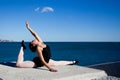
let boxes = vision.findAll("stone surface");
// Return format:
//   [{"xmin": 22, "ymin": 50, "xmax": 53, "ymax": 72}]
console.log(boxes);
[{"xmin": 0, "ymin": 64, "xmax": 107, "ymax": 80}]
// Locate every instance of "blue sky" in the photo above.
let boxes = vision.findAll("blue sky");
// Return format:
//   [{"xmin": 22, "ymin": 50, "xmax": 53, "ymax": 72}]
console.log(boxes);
[{"xmin": 0, "ymin": 0, "xmax": 120, "ymax": 42}]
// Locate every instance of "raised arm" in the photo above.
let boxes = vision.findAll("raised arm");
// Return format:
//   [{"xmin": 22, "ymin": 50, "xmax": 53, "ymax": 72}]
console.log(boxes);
[{"xmin": 26, "ymin": 21, "xmax": 43, "ymax": 42}]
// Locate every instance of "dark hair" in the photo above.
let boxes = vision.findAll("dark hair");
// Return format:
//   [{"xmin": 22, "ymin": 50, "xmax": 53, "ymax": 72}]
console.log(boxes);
[{"xmin": 29, "ymin": 42, "xmax": 37, "ymax": 52}]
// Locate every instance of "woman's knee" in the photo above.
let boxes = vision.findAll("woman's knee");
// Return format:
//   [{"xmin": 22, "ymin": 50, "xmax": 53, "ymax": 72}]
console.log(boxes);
[
  {"xmin": 16, "ymin": 63, "xmax": 22, "ymax": 68},
  {"xmin": 16, "ymin": 61, "xmax": 35, "ymax": 68}
]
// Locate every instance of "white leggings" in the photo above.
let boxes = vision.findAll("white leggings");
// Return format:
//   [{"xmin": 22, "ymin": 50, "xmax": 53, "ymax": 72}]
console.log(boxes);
[{"xmin": 16, "ymin": 47, "xmax": 74, "ymax": 68}]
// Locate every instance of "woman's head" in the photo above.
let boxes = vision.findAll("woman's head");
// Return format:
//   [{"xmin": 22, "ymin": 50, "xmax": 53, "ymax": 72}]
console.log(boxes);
[{"xmin": 29, "ymin": 39, "xmax": 38, "ymax": 52}]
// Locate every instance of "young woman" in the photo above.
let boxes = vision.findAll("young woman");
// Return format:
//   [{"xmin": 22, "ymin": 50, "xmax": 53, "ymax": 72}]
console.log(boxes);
[{"xmin": 16, "ymin": 22, "xmax": 78, "ymax": 72}]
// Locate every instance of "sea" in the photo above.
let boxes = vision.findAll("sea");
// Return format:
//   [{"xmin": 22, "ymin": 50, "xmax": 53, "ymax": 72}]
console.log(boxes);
[{"xmin": 0, "ymin": 42, "xmax": 120, "ymax": 66}]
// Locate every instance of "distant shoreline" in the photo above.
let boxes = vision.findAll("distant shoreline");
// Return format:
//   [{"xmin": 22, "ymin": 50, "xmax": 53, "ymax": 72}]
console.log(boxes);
[
  {"xmin": 0, "ymin": 39, "xmax": 14, "ymax": 42},
  {"xmin": 0, "ymin": 41, "xmax": 120, "ymax": 43}
]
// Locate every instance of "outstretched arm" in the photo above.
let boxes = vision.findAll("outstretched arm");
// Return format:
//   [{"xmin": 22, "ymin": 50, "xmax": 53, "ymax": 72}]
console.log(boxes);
[
  {"xmin": 37, "ymin": 47, "xmax": 58, "ymax": 72},
  {"xmin": 26, "ymin": 21, "xmax": 43, "ymax": 42}
]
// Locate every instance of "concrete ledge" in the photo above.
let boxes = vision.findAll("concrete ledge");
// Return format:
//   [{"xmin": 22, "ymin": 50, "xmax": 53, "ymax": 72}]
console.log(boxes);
[{"xmin": 0, "ymin": 64, "xmax": 107, "ymax": 80}]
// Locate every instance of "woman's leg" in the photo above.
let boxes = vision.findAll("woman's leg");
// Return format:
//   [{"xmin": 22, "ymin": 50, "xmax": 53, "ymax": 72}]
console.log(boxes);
[
  {"xmin": 48, "ymin": 59, "xmax": 78, "ymax": 66},
  {"xmin": 16, "ymin": 47, "xmax": 35, "ymax": 68}
]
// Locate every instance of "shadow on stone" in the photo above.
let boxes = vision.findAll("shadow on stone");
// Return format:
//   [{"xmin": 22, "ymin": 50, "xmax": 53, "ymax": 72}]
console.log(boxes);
[
  {"xmin": 0, "ymin": 78, "xmax": 4, "ymax": 80},
  {"xmin": 0, "ymin": 62, "xmax": 16, "ymax": 67},
  {"xmin": 88, "ymin": 61, "xmax": 120, "ymax": 78}
]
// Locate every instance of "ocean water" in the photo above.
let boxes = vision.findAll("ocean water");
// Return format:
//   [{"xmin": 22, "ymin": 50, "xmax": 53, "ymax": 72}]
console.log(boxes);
[{"xmin": 0, "ymin": 42, "xmax": 120, "ymax": 66}]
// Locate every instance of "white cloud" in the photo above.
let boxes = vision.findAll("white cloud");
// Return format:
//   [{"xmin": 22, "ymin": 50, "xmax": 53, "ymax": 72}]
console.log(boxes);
[
  {"xmin": 34, "ymin": 7, "xmax": 40, "ymax": 12},
  {"xmin": 41, "ymin": 7, "xmax": 54, "ymax": 13}
]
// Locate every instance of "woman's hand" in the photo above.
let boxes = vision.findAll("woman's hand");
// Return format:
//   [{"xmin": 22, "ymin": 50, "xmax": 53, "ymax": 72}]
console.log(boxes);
[
  {"xmin": 49, "ymin": 68, "xmax": 58, "ymax": 72},
  {"xmin": 26, "ymin": 21, "xmax": 30, "ymax": 29}
]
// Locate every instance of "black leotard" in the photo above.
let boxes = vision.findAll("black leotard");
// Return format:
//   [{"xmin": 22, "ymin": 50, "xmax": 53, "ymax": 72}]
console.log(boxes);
[{"xmin": 32, "ymin": 45, "xmax": 51, "ymax": 67}]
